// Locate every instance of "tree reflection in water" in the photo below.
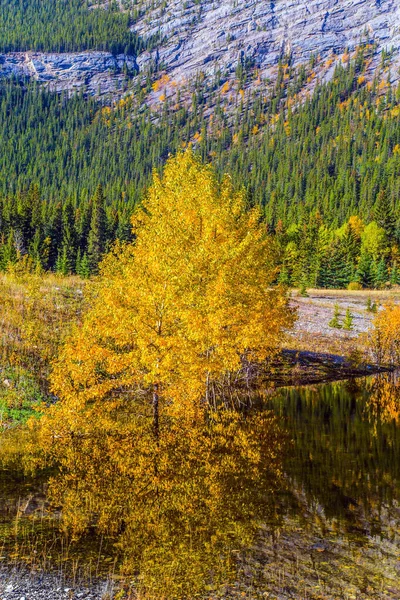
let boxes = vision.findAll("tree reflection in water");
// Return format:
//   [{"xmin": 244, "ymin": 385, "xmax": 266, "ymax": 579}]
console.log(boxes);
[{"xmin": 38, "ymin": 407, "xmax": 286, "ymax": 598}]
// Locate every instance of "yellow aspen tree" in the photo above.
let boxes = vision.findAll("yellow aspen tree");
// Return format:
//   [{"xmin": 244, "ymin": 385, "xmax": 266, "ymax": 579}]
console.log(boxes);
[
  {"xmin": 32, "ymin": 150, "xmax": 294, "ymax": 596},
  {"xmin": 48, "ymin": 150, "xmax": 295, "ymax": 426}
]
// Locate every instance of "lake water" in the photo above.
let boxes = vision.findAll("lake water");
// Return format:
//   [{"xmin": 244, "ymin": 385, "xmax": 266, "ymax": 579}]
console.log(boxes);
[{"xmin": 1, "ymin": 373, "xmax": 399, "ymax": 598}]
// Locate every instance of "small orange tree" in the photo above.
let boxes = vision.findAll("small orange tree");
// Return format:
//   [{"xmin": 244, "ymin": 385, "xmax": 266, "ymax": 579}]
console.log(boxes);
[{"xmin": 367, "ymin": 304, "xmax": 400, "ymax": 365}]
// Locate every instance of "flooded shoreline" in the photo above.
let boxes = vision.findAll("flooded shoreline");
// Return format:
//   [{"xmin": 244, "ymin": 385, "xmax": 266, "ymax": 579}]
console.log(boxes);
[{"xmin": 0, "ymin": 373, "xmax": 399, "ymax": 599}]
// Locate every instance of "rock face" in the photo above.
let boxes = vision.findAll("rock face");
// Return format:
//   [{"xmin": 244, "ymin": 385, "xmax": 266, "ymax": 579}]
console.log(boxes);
[
  {"xmin": 1, "ymin": 1, "xmax": 400, "ymax": 95},
  {"xmin": 0, "ymin": 52, "xmax": 138, "ymax": 95},
  {"xmin": 134, "ymin": 0, "xmax": 400, "ymax": 81}
]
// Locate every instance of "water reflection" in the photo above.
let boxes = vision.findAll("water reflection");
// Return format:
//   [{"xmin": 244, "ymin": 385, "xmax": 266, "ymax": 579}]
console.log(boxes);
[
  {"xmin": 0, "ymin": 374, "xmax": 399, "ymax": 597},
  {"xmin": 268, "ymin": 374, "xmax": 400, "ymax": 535}
]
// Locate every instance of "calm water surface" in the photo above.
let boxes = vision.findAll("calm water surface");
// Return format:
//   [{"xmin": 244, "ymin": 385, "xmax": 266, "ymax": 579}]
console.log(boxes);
[{"xmin": 0, "ymin": 373, "xmax": 399, "ymax": 597}]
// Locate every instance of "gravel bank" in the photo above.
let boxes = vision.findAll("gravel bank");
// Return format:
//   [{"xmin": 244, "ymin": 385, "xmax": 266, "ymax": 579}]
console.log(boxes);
[{"xmin": 0, "ymin": 569, "xmax": 113, "ymax": 600}]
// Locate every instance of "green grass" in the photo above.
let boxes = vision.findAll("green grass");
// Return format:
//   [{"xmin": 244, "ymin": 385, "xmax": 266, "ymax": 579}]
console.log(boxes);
[{"xmin": 0, "ymin": 366, "xmax": 43, "ymax": 426}]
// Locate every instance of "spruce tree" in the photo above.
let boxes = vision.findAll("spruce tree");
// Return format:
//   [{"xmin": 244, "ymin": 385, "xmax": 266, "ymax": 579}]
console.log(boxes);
[
  {"xmin": 343, "ymin": 308, "xmax": 354, "ymax": 331},
  {"xmin": 356, "ymin": 252, "xmax": 373, "ymax": 288},
  {"xmin": 329, "ymin": 303, "xmax": 342, "ymax": 328},
  {"xmin": 390, "ymin": 261, "xmax": 400, "ymax": 285},
  {"xmin": 374, "ymin": 258, "xmax": 388, "ymax": 289},
  {"xmin": 80, "ymin": 253, "xmax": 91, "ymax": 279},
  {"xmin": 374, "ymin": 190, "xmax": 396, "ymax": 240},
  {"xmin": 87, "ymin": 185, "xmax": 107, "ymax": 275}
]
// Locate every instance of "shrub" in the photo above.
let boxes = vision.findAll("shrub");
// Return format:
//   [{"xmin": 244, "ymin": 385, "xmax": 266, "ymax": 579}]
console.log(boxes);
[
  {"xmin": 343, "ymin": 308, "xmax": 354, "ymax": 330},
  {"xmin": 328, "ymin": 303, "xmax": 342, "ymax": 328},
  {"xmin": 347, "ymin": 281, "xmax": 362, "ymax": 291},
  {"xmin": 367, "ymin": 304, "xmax": 400, "ymax": 365}
]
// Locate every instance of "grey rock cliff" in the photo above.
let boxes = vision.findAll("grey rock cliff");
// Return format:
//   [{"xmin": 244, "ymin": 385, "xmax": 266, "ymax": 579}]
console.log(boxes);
[
  {"xmin": 1, "ymin": 1, "xmax": 400, "ymax": 95},
  {"xmin": 134, "ymin": 0, "xmax": 400, "ymax": 82},
  {"xmin": 0, "ymin": 52, "xmax": 137, "ymax": 95}
]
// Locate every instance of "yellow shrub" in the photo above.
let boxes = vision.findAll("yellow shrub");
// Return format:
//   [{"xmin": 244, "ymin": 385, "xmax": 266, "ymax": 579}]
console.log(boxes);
[
  {"xmin": 347, "ymin": 281, "xmax": 362, "ymax": 291},
  {"xmin": 368, "ymin": 304, "xmax": 400, "ymax": 365}
]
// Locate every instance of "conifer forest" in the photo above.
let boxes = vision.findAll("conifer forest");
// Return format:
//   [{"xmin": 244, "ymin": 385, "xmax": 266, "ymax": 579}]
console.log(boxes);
[{"xmin": 0, "ymin": 1, "xmax": 400, "ymax": 599}]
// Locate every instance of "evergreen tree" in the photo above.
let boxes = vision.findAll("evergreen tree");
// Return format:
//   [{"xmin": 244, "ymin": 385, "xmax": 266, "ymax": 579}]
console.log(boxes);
[
  {"xmin": 356, "ymin": 252, "xmax": 374, "ymax": 288},
  {"xmin": 76, "ymin": 250, "xmax": 91, "ymax": 279},
  {"xmin": 390, "ymin": 261, "xmax": 400, "ymax": 285},
  {"xmin": 374, "ymin": 190, "xmax": 396, "ymax": 241},
  {"xmin": 374, "ymin": 258, "xmax": 388, "ymax": 289},
  {"xmin": 87, "ymin": 185, "xmax": 107, "ymax": 275},
  {"xmin": 329, "ymin": 303, "xmax": 342, "ymax": 328},
  {"xmin": 343, "ymin": 308, "xmax": 354, "ymax": 331}
]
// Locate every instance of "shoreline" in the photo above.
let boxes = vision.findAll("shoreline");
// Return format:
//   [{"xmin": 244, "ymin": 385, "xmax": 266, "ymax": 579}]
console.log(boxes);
[{"xmin": 267, "ymin": 348, "xmax": 393, "ymax": 388}]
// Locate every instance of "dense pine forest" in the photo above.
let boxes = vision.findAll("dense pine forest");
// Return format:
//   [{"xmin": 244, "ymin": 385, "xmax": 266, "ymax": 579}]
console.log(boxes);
[
  {"xmin": 1, "ymin": 48, "xmax": 400, "ymax": 286},
  {"xmin": 0, "ymin": 0, "xmax": 142, "ymax": 54}
]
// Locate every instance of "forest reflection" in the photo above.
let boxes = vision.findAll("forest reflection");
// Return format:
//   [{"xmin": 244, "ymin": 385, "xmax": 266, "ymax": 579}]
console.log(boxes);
[
  {"xmin": 1, "ymin": 374, "xmax": 400, "ymax": 597},
  {"xmin": 267, "ymin": 374, "xmax": 400, "ymax": 537},
  {"xmin": 39, "ymin": 407, "xmax": 287, "ymax": 598}
]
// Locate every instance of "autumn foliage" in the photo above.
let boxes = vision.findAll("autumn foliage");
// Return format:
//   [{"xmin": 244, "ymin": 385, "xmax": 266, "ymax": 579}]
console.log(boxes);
[
  {"xmin": 33, "ymin": 151, "xmax": 294, "ymax": 596},
  {"xmin": 367, "ymin": 304, "xmax": 400, "ymax": 365},
  {"xmin": 47, "ymin": 150, "xmax": 294, "ymax": 421}
]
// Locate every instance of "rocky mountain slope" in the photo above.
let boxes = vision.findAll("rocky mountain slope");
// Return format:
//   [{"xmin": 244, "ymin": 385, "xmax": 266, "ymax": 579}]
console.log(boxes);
[
  {"xmin": 135, "ymin": 0, "xmax": 400, "ymax": 82},
  {"xmin": 1, "ymin": 0, "xmax": 400, "ymax": 95},
  {"xmin": 0, "ymin": 51, "xmax": 137, "ymax": 95}
]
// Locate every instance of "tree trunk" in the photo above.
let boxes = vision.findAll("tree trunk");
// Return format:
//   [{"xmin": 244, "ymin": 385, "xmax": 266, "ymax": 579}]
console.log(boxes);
[{"xmin": 153, "ymin": 384, "xmax": 159, "ymax": 441}]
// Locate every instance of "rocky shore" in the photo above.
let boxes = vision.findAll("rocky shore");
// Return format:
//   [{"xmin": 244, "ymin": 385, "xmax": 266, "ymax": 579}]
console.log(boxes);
[{"xmin": 0, "ymin": 569, "xmax": 112, "ymax": 600}]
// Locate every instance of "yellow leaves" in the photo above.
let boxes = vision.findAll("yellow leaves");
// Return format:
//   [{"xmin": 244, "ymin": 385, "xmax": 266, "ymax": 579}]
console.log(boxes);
[
  {"xmin": 364, "ymin": 376, "xmax": 400, "ymax": 425},
  {"xmin": 378, "ymin": 79, "xmax": 389, "ymax": 92},
  {"xmin": 339, "ymin": 99, "xmax": 350, "ymax": 112},
  {"xmin": 152, "ymin": 74, "xmax": 170, "ymax": 92},
  {"xmin": 270, "ymin": 113, "xmax": 280, "ymax": 125},
  {"xmin": 46, "ymin": 151, "xmax": 294, "ymax": 431},
  {"xmin": 367, "ymin": 304, "xmax": 400, "ymax": 366},
  {"xmin": 391, "ymin": 106, "xmax": 400, "ymax": 118},
  {"xmin": 39, "ymin": 403, "xmax": 285, "ymax": 597},
  {"xmin": 348, "ymin": 215, "xmax": 365, "ymax": 236},
  {"xmin": 0, "ymin": 272, "xmax": 85, "ymax": 394},
  {"xmin": 193, "ymin": 130, "xmax": 202, "ymax": 142},
  {"xmin": 221, "ymin": 81, "xmax": 230, "ymax": 94},
  {"xmin": 306, "ymin": 72, "xmax": 315, "ymax": 84},
  {"xmin": 32, "ymin": 151, "xmax": 294, "ymax": 596}
]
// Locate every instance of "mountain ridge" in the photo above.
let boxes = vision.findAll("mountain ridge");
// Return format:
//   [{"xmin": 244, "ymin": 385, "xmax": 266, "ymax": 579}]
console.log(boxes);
[
  {"xmin": 135, "ymin": 0, "xmax": 400, "ymax": 84},
  {"xmin": 1, "ymin": 0, "xmax": 400, "ymax": 95}
]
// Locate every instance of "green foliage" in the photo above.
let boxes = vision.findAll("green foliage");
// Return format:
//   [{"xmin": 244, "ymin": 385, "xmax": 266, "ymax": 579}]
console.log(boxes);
[
  {"xmin": 0, "ymin": 366, "xmax": 43, "ymax": 425},
  {"xmin": 366, "ymin": 297, "xmax": 378, "ymax": 313},
  {"xmin": 0, "ymin": 0, "xmax": 142, "ymax": 54},
  {"xmin": 0, "ymin": 271, "xmax": 86, "ymax": 417},
  {"xmin": 329, "ymin": 303, "xmax": 342, "ymax": 329},
  {"xmin": 343, "ymin": 308, "xmax": 354, "ymax": 331},
  {"xmin": 299, "ymin": 283, "xmax": 309, "ymax": 297},
  {"xmin": 347, "ymin": 281, "xmax": 362, "ymax": 291},
  {"xmin": 1, "ymin": 49, "xmax": 400, "ymax": 284}
]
